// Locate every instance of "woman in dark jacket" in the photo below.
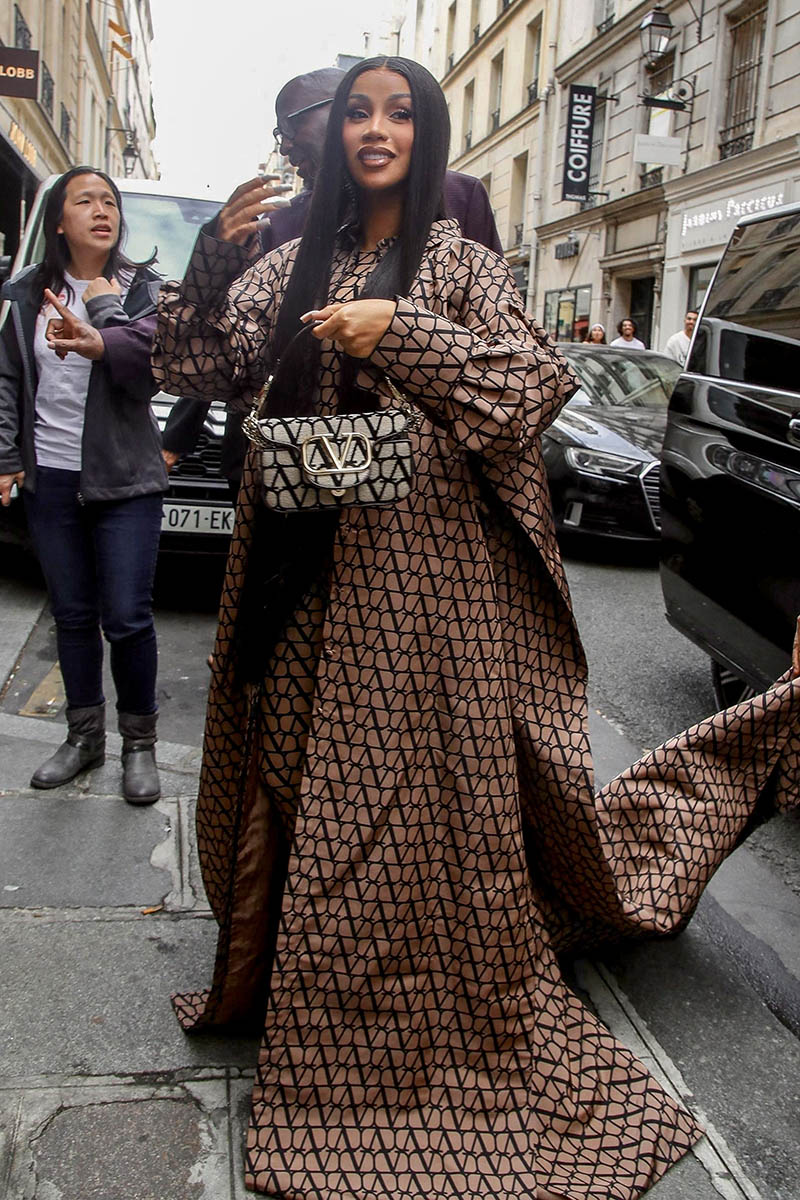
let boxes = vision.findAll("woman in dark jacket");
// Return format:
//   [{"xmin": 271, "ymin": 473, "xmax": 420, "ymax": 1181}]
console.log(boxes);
[{"xmin": 0, "ymin": 166, "xmax": 167, "ymax": 803}]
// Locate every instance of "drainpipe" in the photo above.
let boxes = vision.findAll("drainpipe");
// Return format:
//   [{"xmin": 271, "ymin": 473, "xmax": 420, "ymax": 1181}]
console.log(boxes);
[{"xmin": 526, "ymin": 0, "xmax": 561, "ymax": 318}]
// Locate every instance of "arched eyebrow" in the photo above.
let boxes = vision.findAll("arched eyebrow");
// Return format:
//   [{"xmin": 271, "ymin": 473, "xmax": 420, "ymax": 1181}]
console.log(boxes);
[{"xmin": 347, "ymin": 92, "xmax": 413, "ymax": 103}]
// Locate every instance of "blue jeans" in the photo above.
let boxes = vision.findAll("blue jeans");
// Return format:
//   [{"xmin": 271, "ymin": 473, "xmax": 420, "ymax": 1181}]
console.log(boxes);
[{"xmin": 25, "ymin": 468, "xmax": 162, "ymax": 714}]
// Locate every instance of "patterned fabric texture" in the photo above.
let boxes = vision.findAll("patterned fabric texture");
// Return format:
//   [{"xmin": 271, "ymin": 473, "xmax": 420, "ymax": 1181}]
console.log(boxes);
[{"xmin": 154, "ymin": 220, "xmax": 800, "ymax": 1200}]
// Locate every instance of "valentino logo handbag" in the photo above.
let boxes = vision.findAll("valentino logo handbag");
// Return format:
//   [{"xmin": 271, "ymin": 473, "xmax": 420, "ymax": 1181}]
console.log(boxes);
[{"xmin": 242, "ymin": 324, "xmax": 421, "ymax": 513}]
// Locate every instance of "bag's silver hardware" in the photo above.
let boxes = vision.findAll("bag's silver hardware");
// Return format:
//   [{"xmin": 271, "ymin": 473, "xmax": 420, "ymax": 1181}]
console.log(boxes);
[{"xmin": 301, "ymin": 432, "xmax": 373, "ymax": 479}]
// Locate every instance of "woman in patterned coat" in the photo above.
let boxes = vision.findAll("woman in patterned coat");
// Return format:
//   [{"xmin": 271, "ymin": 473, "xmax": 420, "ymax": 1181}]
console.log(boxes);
[{"xmin": 153, "ymin": 58, "xmax": 799, "ymax": 1200}]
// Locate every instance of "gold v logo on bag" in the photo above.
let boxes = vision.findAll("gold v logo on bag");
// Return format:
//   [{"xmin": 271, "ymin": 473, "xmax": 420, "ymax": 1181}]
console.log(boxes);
[{"xmin": 301, "ymin": 432, "xmax": 373, "ymax": 479}]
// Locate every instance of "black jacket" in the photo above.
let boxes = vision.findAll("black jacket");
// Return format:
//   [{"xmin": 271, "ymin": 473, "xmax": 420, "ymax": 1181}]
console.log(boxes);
[{"xmin": 0, "ymin": 265, "xmax": 168, "ymax": 500}]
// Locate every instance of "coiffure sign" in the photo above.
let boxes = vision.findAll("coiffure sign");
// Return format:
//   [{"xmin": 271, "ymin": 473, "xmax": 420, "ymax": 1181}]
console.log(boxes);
[
  {"xmin": 562, "ymin": 85, "xmax": 596, "ymax": 203},
  {"xmin": 0, "ymin": 48, "xmax": 39, "ymax": 99}
]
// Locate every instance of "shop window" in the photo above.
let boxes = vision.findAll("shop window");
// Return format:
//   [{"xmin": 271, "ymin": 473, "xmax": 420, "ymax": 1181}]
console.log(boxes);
[
  {"xmin": 720, "ymin": 3, "xmax": 767, "ymax": 160},
  {"xmin": 688, "ymin": 264, "xmax": 716, "ymax": 314},
  {"xmin": 543, "ymin": 286, "xmax": 592, "ymax": 343}
]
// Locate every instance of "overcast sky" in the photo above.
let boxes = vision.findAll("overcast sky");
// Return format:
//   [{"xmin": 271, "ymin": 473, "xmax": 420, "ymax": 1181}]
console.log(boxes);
[{"xmin": 148, "ymin": 0, "xmax": 375, "ymax": 197}]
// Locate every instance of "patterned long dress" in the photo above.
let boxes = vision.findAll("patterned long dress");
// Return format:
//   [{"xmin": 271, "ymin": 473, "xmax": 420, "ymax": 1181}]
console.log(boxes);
[{"xmin": 153, "ymin": 219, "xmax": 800, "ymax": 1200}]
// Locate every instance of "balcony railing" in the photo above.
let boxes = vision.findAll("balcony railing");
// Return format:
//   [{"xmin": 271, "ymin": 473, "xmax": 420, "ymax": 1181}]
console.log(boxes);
[
  {"xmin": 640, "ymin": 167, "xmax": 663, "ymax": 188},
  {"xmin": 527, "ymin": 81, "xmax": 538, "ymax": 105},
  {"xmin": 14, "ymin": 4, "xmax": 32, "ymax": 49},
  {"xmin": 719, "ymin": 125, "xmax": 755, "ymax": 160},
  {"xmin": 514, "ymin": 222, "xmax": 524, "ymax": 246},
  {"xmin": 490, "ymin": 108, "xmax": 500, "ymax": 131},
  {"xmin": 60, "ymin": 104, "xmax": 72, "ymax": 149},
  {"xmin": 473, "ymin": 24, "xmax": 481, "ymax": 44},
  {"xmin": 464, "ymin": 130, "xmax": 472, "ymax": 152},
  {"xmin": 40, "ymin": 61, "xmax": 54, "ymax": 118},
  {"xmin": 596, "ymin": 15, "xmax": 614, "ymax": 33},
  {"xmin": 447, "ymin": 51, "xmax": 455, "ymax": 72}
]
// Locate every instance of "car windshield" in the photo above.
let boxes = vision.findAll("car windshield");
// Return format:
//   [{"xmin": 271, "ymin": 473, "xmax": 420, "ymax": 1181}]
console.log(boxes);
[
  {"xmin": 120, "ymin": 192, "xmax": 222, "ymax": 280},
  {"xmin": 562, "ymin": 349, "xmax": 682, "ymax": 408}
]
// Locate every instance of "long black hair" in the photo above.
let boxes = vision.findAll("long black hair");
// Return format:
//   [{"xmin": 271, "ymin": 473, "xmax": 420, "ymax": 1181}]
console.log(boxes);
[
  {"xmin": 268, "ymin": 56, "xmax": 451, "ymax": 415},
  {"xmin": 32, "ymin": 166, "xmax": 150, "ymax": 305}
]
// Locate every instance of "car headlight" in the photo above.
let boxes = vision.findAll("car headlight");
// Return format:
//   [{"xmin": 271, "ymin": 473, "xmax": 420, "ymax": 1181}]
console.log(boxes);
[{"xmin": 564, "ymin": 447, "xmax": 643, "ymax": 479}]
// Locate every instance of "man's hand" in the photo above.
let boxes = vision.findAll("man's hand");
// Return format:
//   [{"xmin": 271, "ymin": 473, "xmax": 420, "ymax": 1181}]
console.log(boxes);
[
  {"xmin": 0, "ymin": 471, "xmax": 24, "ymax": 506},
  {"xmin": 302, "ymin": 300, "xmax": 396, "ymax": 359},
  {"xmin": 43, "ymin": 289, "xmax": 105, "ymax": 361},
  {"xmin": 217, "ymin": 176, "xmax": 292, "ymax": 245},
  {"xmin": 84, "ymin": 276, "xmax": 121, "ymax": 303},
  {"xmin": 162, "ymin": 449, "xmax": 179, "ymax": 472}
]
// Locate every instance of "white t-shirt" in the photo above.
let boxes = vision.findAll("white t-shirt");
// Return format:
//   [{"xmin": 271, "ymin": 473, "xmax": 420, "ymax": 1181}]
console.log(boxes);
[
  {"xmin": 34, "ymin": 273, "xmax": 94, "ymax": 470},
  {"xmin": 610, "ymin": 335, "xmax": 646, "ymax": 350},
  {"xmin": 663, "ymin": 330, "xmax": 691, "ymax": 366}
]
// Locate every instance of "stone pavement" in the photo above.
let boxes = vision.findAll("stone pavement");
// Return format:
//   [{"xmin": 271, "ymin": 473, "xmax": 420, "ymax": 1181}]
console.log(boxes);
[{"xmin": 1, "ymin": 572, "xmax": 797, "ymax": 1199}]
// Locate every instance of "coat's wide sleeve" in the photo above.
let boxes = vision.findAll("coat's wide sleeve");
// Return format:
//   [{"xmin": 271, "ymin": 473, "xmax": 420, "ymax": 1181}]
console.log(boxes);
[
  {"xmin": 370, "ymin": 241, "xmax": 579, "ymax": 463},
  {"xmin": 152, "ymin": 229, "xmax": 290, "ymax": 409},
  {"xmin": 0, "ymin": 318, "xmax": 24, "ymax": 475}
]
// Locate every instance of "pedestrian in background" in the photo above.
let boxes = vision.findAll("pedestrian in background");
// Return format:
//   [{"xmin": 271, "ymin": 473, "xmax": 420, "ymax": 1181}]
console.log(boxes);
[
  {"xmin": 0, "ymin": 166, "xmax": 166, "ymax": 804},
  {"xmin": 154, "ymin": 57, "xmax": 799, "ymax": 1200},
  {"xmin": 610, "ymin": 316, "xmax": 646, "ymax": 348},
  {"xmin": 160, "ymin": 65, "xmax": 502, "ymax": 497},
  {"xmin": 663, "ymin": 309, "xmax": 698, "ymax": 366},
  {"xmin": 583, "ymin": 322, "xmax": 606, "ymax": 343}
]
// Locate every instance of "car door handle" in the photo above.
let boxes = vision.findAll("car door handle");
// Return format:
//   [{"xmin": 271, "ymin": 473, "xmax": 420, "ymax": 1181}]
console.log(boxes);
[{"xmin": 789, "ymin": 418, "xmax": 800, "ymax": 447}]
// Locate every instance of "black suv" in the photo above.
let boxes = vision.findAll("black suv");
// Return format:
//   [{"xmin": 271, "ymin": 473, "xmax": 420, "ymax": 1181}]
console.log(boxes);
[{"xmin": 660, "ymin": 202, "xmax": 800, "ymax": 706}]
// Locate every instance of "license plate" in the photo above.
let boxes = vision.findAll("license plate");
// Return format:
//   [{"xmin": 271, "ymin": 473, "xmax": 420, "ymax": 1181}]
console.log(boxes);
[{"xmin": 161, "ymin": 503, "xmax": 234, "ymax": 534}]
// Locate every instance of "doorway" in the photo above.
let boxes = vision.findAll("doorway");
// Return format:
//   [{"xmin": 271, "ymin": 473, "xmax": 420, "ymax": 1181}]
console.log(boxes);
[{"xmin": 629, "ymin": 277, "xmax": 655, "ymax": 347}]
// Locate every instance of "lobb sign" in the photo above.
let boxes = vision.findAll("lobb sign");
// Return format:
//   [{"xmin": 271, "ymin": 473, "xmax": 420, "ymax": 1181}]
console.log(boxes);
[
  {"xmin": 0, "ymin": 48, "xmax": 39, "ymax": 99},
  {"xmin": 562, "ymin": 85, "xmax": 596, "ymax": 203}
]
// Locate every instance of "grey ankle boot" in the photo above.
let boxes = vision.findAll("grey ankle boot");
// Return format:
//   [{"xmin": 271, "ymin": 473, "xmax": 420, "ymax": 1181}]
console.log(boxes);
[
  {"xmin": 118, "ymin": 711, "xmax": 161, "ymax": 806},
  {"xmin": 30, "ymin": 703, "xmax": 106, "ymax": 789}
]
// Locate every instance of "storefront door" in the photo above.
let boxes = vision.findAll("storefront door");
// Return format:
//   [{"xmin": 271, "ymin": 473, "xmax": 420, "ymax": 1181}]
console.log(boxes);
[{"xmin": 630, "ymin": 276, "xmax": 655, "ymax": 347}]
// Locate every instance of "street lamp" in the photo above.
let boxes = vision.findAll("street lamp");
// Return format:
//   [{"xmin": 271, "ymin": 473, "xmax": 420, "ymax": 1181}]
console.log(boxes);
[
  {"xmin": 106, "ymin": 126, "xmax": 140, "ymax": 177},
  {"xmin": 639, "ymin": 6, "xmax": 674, "ymax": 67}
]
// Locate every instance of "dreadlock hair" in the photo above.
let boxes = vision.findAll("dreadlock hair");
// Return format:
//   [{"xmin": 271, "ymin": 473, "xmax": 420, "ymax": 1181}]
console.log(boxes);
[
  {"xmin": 32, "ymin": 166, "xmax": 154, "ymax": 306},
  {"xmin": 267, "ymin": 56, "xmax": 451, "ymax": 416}
]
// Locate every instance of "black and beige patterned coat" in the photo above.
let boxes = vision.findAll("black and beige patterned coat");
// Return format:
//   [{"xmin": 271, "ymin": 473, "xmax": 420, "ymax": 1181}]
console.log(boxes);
[{"xmin": 153, "ymin": 219, "xmax": 799, "ymax": 1200}]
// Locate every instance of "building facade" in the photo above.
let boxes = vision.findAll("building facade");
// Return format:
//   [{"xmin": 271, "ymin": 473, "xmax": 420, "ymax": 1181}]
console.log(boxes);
[
  {"xmin": 531, "ymin": 0, "xmax": 800, "ymax": 348},
  {"xmin": 422, "ymin": 0, "xmax": 799, "ymax": 348},
  {"xmin": 0, "ymin": 0, "xmax": 157, "ymax": 262}
]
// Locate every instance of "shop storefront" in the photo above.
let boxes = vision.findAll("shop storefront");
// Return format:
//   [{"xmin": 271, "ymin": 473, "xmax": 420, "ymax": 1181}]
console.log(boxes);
[
  {"xmin": 0, "ymin": 117, "xmax": 41, "ymax": 263},
  {"xmin": 661, "ymin": 137, "xmax": 800, "ymax": 338}
]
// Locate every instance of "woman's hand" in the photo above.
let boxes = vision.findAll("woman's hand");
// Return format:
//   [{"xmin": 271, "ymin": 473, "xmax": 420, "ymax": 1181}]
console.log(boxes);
[
  {"xmin": 302, "ymin": 300, "xmax": 396, "ymax": 359},
  {"xmin": 43, "ymin": 289, "xmax": 105, "ymax": 361},
  {"xmin": 0, "ymin": 471, "xmax": 24, "ymax": 507},
  {"xmin": 792, "ymin": 616, "xmax": 800, "ymax": 678},
  {"xmin": 84, "ymin": 276, "xmax": 121, "ymax": 303}
]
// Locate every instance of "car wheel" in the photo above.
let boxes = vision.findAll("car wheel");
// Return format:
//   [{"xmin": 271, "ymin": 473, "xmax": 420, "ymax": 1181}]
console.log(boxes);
[{"xmin": 710, "ymin": 659, "xmax": 758, "ymax": 709}]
